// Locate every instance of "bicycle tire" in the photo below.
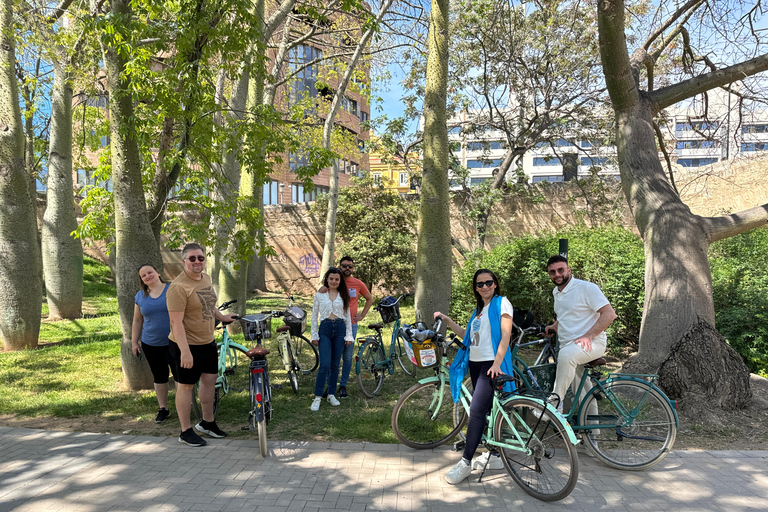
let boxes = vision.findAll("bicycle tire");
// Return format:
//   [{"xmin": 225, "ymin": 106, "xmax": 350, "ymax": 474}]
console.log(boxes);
[
  {"xmin": 286, "ymin": 342, "xmax": 299, "ymax": 394},
  {"xmin": 392, "ymin": 380, "xmax": 465, "ymax": 449},
  {"xmin": 578, "ymin": 379, "xmax": 676, "ymax": 470},
  {"xmin": 494, "ymin": 397, "xmax": 578, "ymax": 502},
  {"xmin": 192, "ymin": 384, "xmax": 220, "ymax": 422},
  {"xmin": 454, "ymin": 368, "xmax": 526, "ymax": 441},
  {"xmin": 258, "ymin": 417, "xmax": 268, "ymax": 457},
  {"xmin": 290, "ymin": 335, "xmax": 319, "ymax": 374},
  {"xmin": 357, "ymin": 342, "xmax": 385, "ymax": 397},
  {"xmin": 394, "ymin": 335, "xmax": 417, "ymax": 376}
]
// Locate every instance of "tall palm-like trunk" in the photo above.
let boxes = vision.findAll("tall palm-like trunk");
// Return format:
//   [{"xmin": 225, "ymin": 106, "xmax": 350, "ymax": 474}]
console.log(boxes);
[
  {"xmin": 42, "ymin": 60, "xmax": 83, "ymax": 320},
  {"xmin": 414, "ymin": 0, "xmax": 452, "ymax": 324},
  {"xmin": 0, "ymin": 0, "xmax": 42, "ymax": 350},
  {"xmin": 99, "ymin": 0, "xmax": 160, "ymax": 389}
]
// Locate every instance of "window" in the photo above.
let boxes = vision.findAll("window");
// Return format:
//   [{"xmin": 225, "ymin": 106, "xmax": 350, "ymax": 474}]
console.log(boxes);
[
  {"xmin": 676, "ymin": 140, "xmax": 716, "ymax": 149},
  {"xmin": 448, "ymin": 126, "xmax": 462, "ymax": 135},
  {"xmin": 357, "ymin": 139, "xmax": 367, "ymax": 153},
  {"xmin": 580, "ymin": 140, "xmax": 593, "ymax": 148},
  {"xmin": 341, "ymin": 97, "xmax": 358, "ymax": 116},
  {"xmin": 676, "ymin": 121, "xmax": 719, "ymax": 132},
  {"xmin": 262, "ymin": 180, "xmax": 279, "ymax": 205},
  {"xmin": 466, "ymin": 141, "xmax": 505, "ymax": 151},
  {"xmin": 533, "ymin": 157, "xmax": 561, "ymax": 166},
  {"xmin": 287, "ymin": 45, "xmax": 323, "ymax": 106},
  {"xmin": 467, "ymin": 158, "xmax": 502, "ymax": 168},
  {"xmin": 77, "ymin": 169, "xmax": 113, "ymax": 195},
  {"xmin": 532, "ymin": 175, "xmax": 564, "ymax": 183},
  {"xmin": 580, "ymin": 157, "xmax": 611, "ymax": 166},
  {"xmin": 399, "ymin": 172, "xmax": 409, "ymax": 186},
  {"xmin": 100, "ymin": 135, "xmax": 110, "ymax": 147},
  {"xmin": 359, "ymin": 111, "xmax": 369, "ymax": 122},
  {"xmin": 676, "ymin": 158, "xmax": 719, "ymax": 167},
  {"xmin": 742, "ymin": 124, "xmax": 768, "ymax": 134},
  {"xmin": 470, "ymin": 177, "xmax": 488, "ymax": 186},
  {"xmin": 535, "ymin": 139, "xmax": 572, "ymax": 148},
  {"xmin": 372, "ymin": 173, "xmax": 381, "ymax": 184},
  {"xmin": 291, "ymin": 183, "xmax": 329, "ymax": 203},
  {"xmin": 741, "ymin": 142, "xmax": 768, "ymax": 151},
  {"xmin": 85, "ymin": 95, "xmax": 108, "ymax": 108},
  {"xmin": 289, "ymin": 151, "xmax": 309, "ymax": 171},
  {"xmin": 338, "ymin": 159, "xmax": 359, "ymax": 176}
]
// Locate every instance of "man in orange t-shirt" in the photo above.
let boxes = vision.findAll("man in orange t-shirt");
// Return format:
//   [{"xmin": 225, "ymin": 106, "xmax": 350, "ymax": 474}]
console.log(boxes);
[{"xmin": 338, "ymin": 256, "xmax": 372, "ymax": 398}]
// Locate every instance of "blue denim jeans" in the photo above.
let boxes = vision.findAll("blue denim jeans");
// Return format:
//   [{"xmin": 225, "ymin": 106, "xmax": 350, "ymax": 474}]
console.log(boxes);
[
  {"xmin": 339, "ymin": 324, "xmax": 359, "ymax": 387},
  {"xmin": 314, "ymin": 318, "xmax": 347, "ymax": 397}
]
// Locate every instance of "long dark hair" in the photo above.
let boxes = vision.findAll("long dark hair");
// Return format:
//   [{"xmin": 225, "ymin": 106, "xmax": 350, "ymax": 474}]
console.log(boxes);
[
  {"xmin": 137, "ymin": 263, "xmax": 166, "ymax": 297},
  {"xmin": 472, "ymin": 268, "xmax": 501, "ymax": 314},
  {"xmin": 323, "ymin": 267, "xmax": 350, "ymax": 312}
]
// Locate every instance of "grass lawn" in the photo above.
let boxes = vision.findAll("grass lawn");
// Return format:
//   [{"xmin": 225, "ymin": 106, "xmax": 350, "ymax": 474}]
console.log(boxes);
[{"xmin": 0, "ymin": 257, "xmax": 433, "ymax": 442}]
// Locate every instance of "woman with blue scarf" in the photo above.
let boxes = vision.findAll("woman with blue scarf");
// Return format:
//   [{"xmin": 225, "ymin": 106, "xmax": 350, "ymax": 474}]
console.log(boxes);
[{"xmin": 434, "ymin": 269, "xmax": 514, "ymax": 485}]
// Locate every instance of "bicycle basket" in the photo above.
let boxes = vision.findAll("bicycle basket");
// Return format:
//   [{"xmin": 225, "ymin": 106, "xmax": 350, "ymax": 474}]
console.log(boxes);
[
  {"xmin": 239, "ymin": 314, "xmax": 272, "ymax": 341},
  {"xmin": 527, "ymin": 363, "xmax": 556, "ymax": 394},
  {"xmin": 377, "ymin": 296, "xmax": 400, "ymax": 323},
  {"xmin": 283, "ymin": 305, "xmax": 307, "ymax": 336},
  {"xmin": 401, "ymin": 325, "xmax": 438, "ymax": 369}
]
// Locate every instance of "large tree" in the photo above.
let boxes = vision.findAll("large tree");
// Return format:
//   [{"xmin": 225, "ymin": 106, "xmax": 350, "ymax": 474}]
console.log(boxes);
[
  {"xmin": 598, "ymin": 0, "xmax": 768, "ymax": 413},
  {"xmin": 0, "ymin": 0, "xmax": 42, "ymax": 350},
  {"xmin": 414, "ymin": 0, "xmax": 451, "ymax": 324}
]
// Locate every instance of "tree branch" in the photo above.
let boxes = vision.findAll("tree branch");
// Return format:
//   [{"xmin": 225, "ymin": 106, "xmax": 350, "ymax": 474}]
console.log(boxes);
[
  {"xmin": 650, "ymin": 54, "xmax": 768, "ymax": 111},
  {"xmin": 46, "ymin": 0, "xmax": 75, "ymax": 22},
  {"xmin": 642, "ymin": 0, "xmax": 703, "ymax": 51},
  {"xmin": 597, "ymin": 0, "xmax": 639, "ymax": 112},
  {"xmin": 704, "ymin": 204, "xmax": 768, "ymax": 243}
]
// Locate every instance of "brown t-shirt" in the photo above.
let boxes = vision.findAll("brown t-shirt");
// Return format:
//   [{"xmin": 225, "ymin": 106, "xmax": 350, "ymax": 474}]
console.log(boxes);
[{"xmin": 167, "ymin": 271, "xmax": 218, "ymax": 346}]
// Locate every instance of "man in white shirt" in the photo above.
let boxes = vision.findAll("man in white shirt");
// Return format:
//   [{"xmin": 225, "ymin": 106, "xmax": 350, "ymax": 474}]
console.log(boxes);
[{"xmin": 544, "ymin": 255, "xmax": 617, "ymax": 413}]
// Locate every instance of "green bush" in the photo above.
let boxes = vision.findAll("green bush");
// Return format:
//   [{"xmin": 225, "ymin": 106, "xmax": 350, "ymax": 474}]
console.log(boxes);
[
  {"xmin": 451, "ymin": 225, "xmax": 645, "ymax": 354},
  {"xmin": 710, "ymin": 227, "xmax": 768, "ymax": 377}
]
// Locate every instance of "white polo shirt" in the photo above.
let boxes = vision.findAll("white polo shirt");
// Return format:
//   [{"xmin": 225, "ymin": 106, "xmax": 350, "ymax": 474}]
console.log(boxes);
[{"xmin": 553, "ymin": 277, "xmax": 610, "ymax": 347}]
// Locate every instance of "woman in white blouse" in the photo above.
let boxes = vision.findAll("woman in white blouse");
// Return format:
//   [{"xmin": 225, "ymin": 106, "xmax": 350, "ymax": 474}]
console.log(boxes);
[{"xmin": 310, "ymin": 267, "xmax": 353, "ymax": 411}]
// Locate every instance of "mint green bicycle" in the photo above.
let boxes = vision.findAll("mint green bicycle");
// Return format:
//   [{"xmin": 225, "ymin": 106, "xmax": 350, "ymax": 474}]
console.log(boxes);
[{"xmin": 391, "ymin": 319, "xmax": 579, "ymax": 502}]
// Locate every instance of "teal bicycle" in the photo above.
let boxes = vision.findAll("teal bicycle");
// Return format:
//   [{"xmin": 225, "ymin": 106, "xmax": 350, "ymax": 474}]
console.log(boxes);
[
  {"xmin": 391, "ymin": 318, "xmax": 579, "ymax": 502},
  {"xmin": 355, "ymin": 293, "xmax": 417, "ymax": 397}
]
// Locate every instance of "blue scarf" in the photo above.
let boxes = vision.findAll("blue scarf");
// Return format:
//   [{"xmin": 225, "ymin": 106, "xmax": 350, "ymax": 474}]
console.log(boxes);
[{"xmin": 449, "ymin": 295, "xmax": 515, "ymax": 403}]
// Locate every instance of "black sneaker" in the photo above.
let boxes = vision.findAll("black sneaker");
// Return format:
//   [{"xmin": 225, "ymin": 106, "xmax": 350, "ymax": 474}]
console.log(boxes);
[
  {"xmin": 195, "ymin": 420, "xmax": 227, "ymax": 438},
  {"xmin": 179, "ymin": 428, "xmax": 207, "ymax": 447},
  {"xmin": 338, "ymin": 386, "xmax": 348, "ymax": 399},
  {"xmin": 155, "ymin": 408, "xmax": 170, "ymax": 423}
]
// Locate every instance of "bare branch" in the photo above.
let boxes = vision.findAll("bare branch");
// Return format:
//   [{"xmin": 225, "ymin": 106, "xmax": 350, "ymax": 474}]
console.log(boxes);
[
  {"xmin": 46, "ymin": 0, "xmax": 75, "ymax": 23},
  {"xmin": 704, "ymin": 204, "xmax": 768, "ymax": 243},
  {"xmin": 642, "ymin": 0, "xmax": 703, "ymax": 51}
]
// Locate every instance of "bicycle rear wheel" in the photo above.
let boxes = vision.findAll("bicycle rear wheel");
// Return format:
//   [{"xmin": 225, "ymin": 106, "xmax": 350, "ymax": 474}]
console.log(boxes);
[
  {"xmin": 394, "ymin": 335, "xmax": 417, "ymax": 376},
  {"xmin": 290, "ymin": 335, "xmax": 319, "ymax": 374},
  {"xmin": 578, "ymin": 379, "xmax": 676, "ymax": 470},
  {"xmin": 248, "ymin": 370, "xmax": 268, "ymax": 456},
  {"xmin": 392, "ymin": 380, "xmax": 465, "ymax": 449},
  {"xmin": 357, "ymin": 342, "xmax": 385, "ymax": 398},
  {"xmin": 192, "ymin": 383, "xmax": 220, "ymax": 421},
  {"xmin": 286, "ymin": 343, "xmax": 299, "ymax": 394},
  {"xmin": 494, "ymin": 397, "xmax": 578, "ymax": 502}
]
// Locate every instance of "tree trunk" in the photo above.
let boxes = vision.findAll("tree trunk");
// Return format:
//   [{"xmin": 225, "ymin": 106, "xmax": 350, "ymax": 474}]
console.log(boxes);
[
  {"xmin": 414, "ymin": 0, "xmax": 452, "ymax": 324},
  {"xmin": 597, "ymin": 0, "xmax": 757, "ymax": 410},
  {"xmin": 42, "ymin": 60, "xmax": 83, "ymax": 320},
  {"xmin": 0, "ymin": 0, "xmax": 42, "ymax": 350},
  {"xmin": 100, "ymin": 0, "xmax": 160, "ymax": 389}
]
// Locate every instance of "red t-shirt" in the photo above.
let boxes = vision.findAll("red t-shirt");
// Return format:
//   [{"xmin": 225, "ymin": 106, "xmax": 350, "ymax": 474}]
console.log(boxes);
[{"xmin": 345, "ymin": 276, "xmax": 370, "ymax": 324}]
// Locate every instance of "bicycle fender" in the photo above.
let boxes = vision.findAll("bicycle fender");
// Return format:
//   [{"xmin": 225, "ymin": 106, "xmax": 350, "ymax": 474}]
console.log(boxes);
[
  {"xmin": 521, "ymin": 397, "xmax": 579, "ymax": 445},
  {"xmin": 601, "ymin": 375, "xmax": 680, "ymax": 427}
]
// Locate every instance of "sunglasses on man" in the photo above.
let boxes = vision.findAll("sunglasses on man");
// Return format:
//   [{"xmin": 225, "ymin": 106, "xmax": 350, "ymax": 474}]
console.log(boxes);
[{"xmin": 186, "ymin": 255, "xmax": 205, "ymax": 262}]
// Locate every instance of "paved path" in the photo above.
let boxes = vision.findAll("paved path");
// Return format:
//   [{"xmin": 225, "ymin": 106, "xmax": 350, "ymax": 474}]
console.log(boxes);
[{"xmin": 1, "ymin": 426, "xmax": 767, "ymax": 511}]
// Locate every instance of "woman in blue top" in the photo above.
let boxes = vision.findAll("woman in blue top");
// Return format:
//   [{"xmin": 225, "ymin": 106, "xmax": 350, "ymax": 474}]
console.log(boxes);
[
  {"xmin": 434, "ymin": 269, "xmax": 514, "ymax": 485},
  {"xmin": 132, "ymin": 263, "xmax": 177, "ymax": 423}
]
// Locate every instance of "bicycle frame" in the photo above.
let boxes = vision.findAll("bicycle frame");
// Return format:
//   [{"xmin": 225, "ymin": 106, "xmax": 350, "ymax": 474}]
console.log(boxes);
[{"xmin": 216, "ymin": 328, "xmax": 250, "ymax": 395}]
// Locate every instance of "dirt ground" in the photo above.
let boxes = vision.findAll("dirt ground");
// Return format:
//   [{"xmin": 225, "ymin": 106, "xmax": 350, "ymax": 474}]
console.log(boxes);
[{"xmin": 3, "ymin": 375, "xmax": 768, "ymax": 451}]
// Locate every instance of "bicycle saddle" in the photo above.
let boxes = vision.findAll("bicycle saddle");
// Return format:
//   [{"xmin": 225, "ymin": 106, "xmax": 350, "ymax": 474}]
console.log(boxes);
[
  {"xmin": 368, "ymin": 322, "xmax": 383, "ymax": 330},
  {"xmin": 247, "ymin": 347, "xmax": 270, "ymax": 357},
  {"xmin": 584, "ymin": 358, "xmax": 606, "ymax": 368},
  {"xmin": 491, "ymin": 374, "xmax": 517, "ymax": 388},
  {"xmin": 276, "ymin": 325, "xmax": 290, "ymax": 333}
]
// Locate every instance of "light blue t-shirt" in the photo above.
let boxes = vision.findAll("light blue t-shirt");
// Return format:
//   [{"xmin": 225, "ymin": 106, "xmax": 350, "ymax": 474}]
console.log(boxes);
[{"xmin": 134, "ymin": 284, "xmax": 171, "ymax": 346}]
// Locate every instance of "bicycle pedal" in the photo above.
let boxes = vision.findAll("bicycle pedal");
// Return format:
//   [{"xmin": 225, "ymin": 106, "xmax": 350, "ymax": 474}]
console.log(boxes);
[
  {"xmin": 224, "ymin": 369, "xmax": 235, "ymax": 376},
  {"xmin": 452, "ymin": 440, "xmax": 466, "ymax": 452}
]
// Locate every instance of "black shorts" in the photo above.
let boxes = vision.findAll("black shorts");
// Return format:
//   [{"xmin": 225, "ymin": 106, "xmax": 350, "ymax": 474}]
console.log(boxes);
[
  {"xmin": 141, "ymin": 341, "xmax": 178, "ymax": 384},
  {"xmin": 169, "ymin": 341, "xmax": 218, "ymax": 385}
]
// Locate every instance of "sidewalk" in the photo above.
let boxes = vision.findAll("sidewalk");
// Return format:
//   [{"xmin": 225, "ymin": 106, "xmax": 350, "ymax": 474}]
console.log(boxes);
[{"xmin": 1, "ymin": 426, "xmax": 767, "ymax": 511}]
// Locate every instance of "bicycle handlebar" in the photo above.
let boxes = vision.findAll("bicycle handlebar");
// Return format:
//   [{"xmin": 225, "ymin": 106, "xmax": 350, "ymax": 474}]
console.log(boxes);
[{"xmin": 218, "ymin": 299, "xmax": 237, "ymax": 311}]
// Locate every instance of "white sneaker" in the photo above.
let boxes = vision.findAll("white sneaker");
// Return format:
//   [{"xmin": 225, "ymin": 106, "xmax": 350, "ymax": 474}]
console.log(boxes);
[
  {"xmin": 310, "ymin": 397, "xmax": 322, "ymax": 411},
  {"xmin": 445, "ymin": 459, "xmax": 472, "ymax": 485},
  {"xmin": 327, "ymin": 394, "xmax": 341, "ymax": 406},
  {"xmin": 472, "ymin": 451, "xmax": 504, "ymax": 470}
]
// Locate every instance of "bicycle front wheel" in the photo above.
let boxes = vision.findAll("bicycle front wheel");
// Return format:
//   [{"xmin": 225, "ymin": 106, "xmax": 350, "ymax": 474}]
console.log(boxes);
[
  {"xmin": 286, "ymin": 343, "xmax": 299, "ymax": 394},
  {"xmin": 392, "ymin": 380, "xmax": 465, "ymax": 449},
  {"xmin": 192, "ymin": 383, "xmax": 220, "ymax": 421},
  {"xmin": 290, "ymin": 335, "xmax": 319, "ymax": 374},
  {"xmin": 494, "ymin": 397, "xmax": 578, "ymax": 502},
  {"xmin": 394, "ymin": 335, "xmax": 417, "ymax": 376},
  {"xmin": 578, "ymin": 379, "xmax": 676, "ymax": 470},
  {"xmin": 357, "ymin": 342, "xmax": 385, "ymax": 398}
]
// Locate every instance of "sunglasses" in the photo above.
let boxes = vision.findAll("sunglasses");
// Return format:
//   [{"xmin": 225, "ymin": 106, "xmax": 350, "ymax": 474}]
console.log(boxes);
[
  {"xmin": 340, "ymin": 264, "xmax": 354, "ymax": 269},
  {"xmin": 475, "ymin": 280, "xmax": 495, "ymax": 289},
  {"xmin": 186, "ymin": 256, "xmax": 205, "ymax": 262}
]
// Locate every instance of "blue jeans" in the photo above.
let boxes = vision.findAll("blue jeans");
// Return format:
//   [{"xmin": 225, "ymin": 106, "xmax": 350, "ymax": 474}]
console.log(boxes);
[
  {"xmin": 339, "ymin": 324, "xmax": 359, "ymax": 387},
  {"xmin": 314, "ymin": 318, "xmax": 346, "ymax": 397}
]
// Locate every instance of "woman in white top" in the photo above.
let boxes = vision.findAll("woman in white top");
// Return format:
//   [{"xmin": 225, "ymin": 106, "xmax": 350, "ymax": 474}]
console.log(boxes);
[
  {"xmin": 434, "ymin": 269, "xmax": 515, "ymax": 484},
  {"xmin": 310, "ymin": 267, "xmax": 353, "ymax": 411}
]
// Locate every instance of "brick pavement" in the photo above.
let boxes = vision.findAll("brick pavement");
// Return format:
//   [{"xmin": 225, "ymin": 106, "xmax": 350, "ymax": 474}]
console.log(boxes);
[{"xmin": 1, "ymin": 426, "xmax": 767, "ymax": 511}]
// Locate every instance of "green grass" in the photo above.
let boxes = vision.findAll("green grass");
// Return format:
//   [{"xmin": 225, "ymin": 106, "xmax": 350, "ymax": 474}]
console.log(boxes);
[{"xmin": 1, "ymin": 259, "xmax": 434, "ymax": 443}]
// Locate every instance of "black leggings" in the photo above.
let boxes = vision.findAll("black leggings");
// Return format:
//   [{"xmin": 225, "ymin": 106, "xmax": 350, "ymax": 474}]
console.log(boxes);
[
  {"xmin": 141, "ymin": 341, "xmax": 178, "ymax": 384},
  {"xmin": 463, "ymin": 360, "xmax": 495, "ymax": 461}
]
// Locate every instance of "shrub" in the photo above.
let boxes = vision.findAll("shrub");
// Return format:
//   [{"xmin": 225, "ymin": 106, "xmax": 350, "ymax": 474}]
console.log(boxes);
[
  {"xmin": 710, "ymin": 227, "xmax": 768, "ymax": 377},
  {"xmin": 450, "ymin": 224, "xmax": 645, "ymax": 354}
]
